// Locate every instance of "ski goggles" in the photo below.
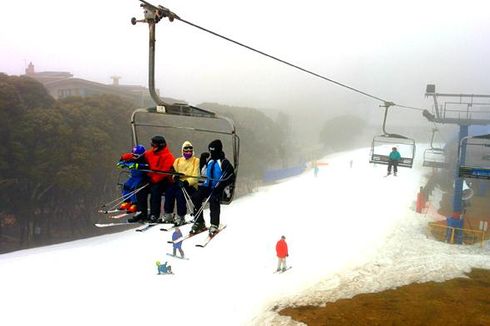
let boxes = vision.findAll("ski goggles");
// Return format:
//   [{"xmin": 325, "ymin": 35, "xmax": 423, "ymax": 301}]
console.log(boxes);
[{"xmin": 183, "ymin": 146, "xmax": 193, "ymax": 152}]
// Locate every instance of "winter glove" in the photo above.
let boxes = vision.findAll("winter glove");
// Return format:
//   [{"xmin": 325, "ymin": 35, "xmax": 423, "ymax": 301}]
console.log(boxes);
[
  {"xmin": 128, "ymin": 163, "xmax": 139, "ymax": 170},
  {"xmin": 121, "ymin": 153, "xmax": 133, "ymax": 161}
]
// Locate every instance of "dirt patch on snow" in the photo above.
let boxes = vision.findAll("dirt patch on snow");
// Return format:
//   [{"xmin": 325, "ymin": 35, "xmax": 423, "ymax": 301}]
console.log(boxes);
[{"xmin": 279, "ymin": 268, "xmax": 490, "ymax": 325}]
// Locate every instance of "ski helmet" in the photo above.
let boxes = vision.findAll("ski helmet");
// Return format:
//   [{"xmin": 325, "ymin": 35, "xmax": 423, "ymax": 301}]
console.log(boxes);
[{"xmin": 132, "ymin": 144, "xmax": 146, "ymax": 156}]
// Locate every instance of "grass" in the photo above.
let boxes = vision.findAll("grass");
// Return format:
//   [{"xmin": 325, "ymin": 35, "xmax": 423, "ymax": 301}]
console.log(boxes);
[{"xmin": 279, "ymin": 268, "xmax": 490, "ymax": 326}]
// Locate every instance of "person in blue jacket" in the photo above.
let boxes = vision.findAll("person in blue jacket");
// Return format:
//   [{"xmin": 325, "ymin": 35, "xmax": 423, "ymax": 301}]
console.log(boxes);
[
  {"xmin": 190, "ymin": 139, "xmax": 235, "ymax": 237},
  {"xmin": 156, "ymin": 261, "xmax": 172, "ymax": 274},
  {"xmin": 171, "ymin": 227, "xmax": 185, "ymax": 258},
  {"xmin": 116, "ymin": 145, "xmax": 149, "ymax": 213},
  {"xmin": 387, "ymin": 147, "xmax": 401, "ymax": 176}
]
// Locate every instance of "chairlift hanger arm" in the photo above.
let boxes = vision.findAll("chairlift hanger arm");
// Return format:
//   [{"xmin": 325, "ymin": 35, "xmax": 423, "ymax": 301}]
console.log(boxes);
[
  {"xmin": 379, "ymin": 101, "xmax": 395, "ymax": 136},
  {"xmin": 132, "ymin": 1, "xmax": 188, "ymax": 111}
]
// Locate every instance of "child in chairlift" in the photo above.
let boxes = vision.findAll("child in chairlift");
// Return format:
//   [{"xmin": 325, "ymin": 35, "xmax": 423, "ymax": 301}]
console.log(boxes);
[{"xmin": 116, "ymin": 145, "xmax": 148, "ymax": 213}]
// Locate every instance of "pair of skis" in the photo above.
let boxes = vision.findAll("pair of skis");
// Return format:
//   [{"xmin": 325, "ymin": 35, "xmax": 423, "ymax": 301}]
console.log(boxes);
[
  {"xmin": 166, "ymin": 225, "xmax": 227, "ymax": 248},
  {"xmin": 274, "ymin": 266, "xmax": 292, "ymax": 274},
  {"xmin": 166, "ymin": 253, "xmax": 189, "ymax": 260},
  {"xmin": 95, "ymin": 220, "xmax": 168, "ymax": 232}
]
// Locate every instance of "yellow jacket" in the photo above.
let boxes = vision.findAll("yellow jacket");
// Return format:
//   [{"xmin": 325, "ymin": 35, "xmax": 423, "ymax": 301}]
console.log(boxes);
[{"xmin": 173, "ymin": 156, "xmax": 199, "ymax": 189}]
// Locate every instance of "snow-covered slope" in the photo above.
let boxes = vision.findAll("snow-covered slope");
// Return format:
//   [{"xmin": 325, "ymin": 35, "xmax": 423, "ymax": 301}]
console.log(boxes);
[{"xmin": 1, "ymin": 147, "xmax": 489, "ymax": 326}]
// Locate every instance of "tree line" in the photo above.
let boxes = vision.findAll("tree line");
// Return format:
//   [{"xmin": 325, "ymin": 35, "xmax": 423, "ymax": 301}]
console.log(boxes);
[{"xmin": 0, "ymin": 74, "xmax": 289, "ymax": 252}]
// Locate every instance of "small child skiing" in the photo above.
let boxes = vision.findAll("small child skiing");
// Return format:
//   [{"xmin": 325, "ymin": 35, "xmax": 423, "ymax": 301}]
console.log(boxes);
[
  {"xmin": 116, "ymin": 145, "xmax": 148, "ymax": 213},
  {"xmin": 171, "ymin": 227, "xmax": 185, "ymax": 258},
  {"xmin": 276, "ymin": 235, "xmax": 289, "ymax": 272},
  {"xmin": 156, "ymin": 261, "xmax": 172, "ymax": 274}
]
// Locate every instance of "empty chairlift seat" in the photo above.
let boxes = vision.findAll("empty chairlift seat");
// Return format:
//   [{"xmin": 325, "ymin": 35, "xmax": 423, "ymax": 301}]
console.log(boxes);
[
  {"xmin": 423, "ymin": 148, "xmax": 448, "ymax": 168},
  {"xmin": 458, "ymin": 134, "xmax": 490, "ymax": 180}
]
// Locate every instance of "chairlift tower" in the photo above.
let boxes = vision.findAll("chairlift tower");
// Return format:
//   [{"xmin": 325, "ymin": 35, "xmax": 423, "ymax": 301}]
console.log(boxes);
[{"xmin": 424, "ymin": 84, "xmax": 490, "ymax": 217}]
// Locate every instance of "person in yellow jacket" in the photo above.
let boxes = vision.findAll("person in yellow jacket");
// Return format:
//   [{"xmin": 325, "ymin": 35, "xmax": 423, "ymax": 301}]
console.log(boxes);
[{"xmin": 162, "ymin": 141, "xmax": 200, "ymax": 225}]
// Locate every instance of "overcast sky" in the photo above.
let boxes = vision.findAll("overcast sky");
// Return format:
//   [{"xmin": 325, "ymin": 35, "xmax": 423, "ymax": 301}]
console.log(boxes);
[{"xmin": 2, "ymin": 0, "xmax": 490, "ymax": 126}]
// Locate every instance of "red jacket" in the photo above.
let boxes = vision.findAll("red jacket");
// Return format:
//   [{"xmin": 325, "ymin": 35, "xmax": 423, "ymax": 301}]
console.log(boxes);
[
  {"xmin": 144, "ymin": 146, "xmax": 175, "ymax": 184},
  {"xmin": 276, "ymin": 239, "xmax": 288, "ymax": 258}
]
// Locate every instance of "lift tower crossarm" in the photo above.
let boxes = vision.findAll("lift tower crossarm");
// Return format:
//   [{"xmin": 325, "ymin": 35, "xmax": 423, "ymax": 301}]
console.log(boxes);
[{"xmin": 424, "ymin": 84, "xmax": 490, "ymax": 125}]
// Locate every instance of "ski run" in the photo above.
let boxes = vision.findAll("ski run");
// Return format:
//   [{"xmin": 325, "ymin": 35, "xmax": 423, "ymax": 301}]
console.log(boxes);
[{"xmin": 2, "ymin": 147, "xmax": 490, "ymax": 326}]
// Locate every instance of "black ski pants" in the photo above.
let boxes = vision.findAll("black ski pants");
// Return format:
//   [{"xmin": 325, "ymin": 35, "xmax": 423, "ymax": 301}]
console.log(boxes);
[
  {"xmin": 164, "ymin": 184, "xmax": 196, "ymax": 217},
  {"xmin": 136, "ymin": 181, "xmax": 170, "ymax": 218},
  {"xmin": 387, "ymin": 160, "xmax": 399, "ymax": 174},
  {"xmin": 192, "ymin": 186, "xmax": 221, "ymax": 227}
]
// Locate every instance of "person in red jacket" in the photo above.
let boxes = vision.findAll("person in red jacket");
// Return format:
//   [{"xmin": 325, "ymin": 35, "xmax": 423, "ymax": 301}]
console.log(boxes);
[
  {"xmin": 276, "ymin": 235, "xmax": 289, "ymax": 272},
  {"xmin": 129, "ymin": 135, "xmax": 175, "ymax": 223}
]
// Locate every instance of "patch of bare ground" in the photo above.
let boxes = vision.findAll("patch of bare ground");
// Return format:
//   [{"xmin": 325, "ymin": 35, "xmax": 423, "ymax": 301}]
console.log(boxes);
[{"xmin": 279, "ymin": 268, "xmax": 490, "ymax": 326}]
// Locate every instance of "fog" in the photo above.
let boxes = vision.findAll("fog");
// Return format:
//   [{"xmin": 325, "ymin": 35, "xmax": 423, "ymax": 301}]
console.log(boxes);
[{"xmin": 2, "ymin": 0, "xmax": 490, "ymax": 133}]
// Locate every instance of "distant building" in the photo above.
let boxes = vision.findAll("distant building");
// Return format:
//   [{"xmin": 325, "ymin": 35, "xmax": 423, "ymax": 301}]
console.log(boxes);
[{"xmin": 24, "ymin": 62, "xmax": 182, "ymax": 107}]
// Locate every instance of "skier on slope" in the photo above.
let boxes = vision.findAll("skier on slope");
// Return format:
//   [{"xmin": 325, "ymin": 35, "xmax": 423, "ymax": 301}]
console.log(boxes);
[
  {"xmin": 276, "ymin": 235, "xmax": 289, "ymax": 272},
  {"xmin": 387, "ymin": 147, "xmax": 401, "ymax": 176},
  {"xmin": 190, "ymin": 139, "xmax": 235, "ymax": 237},
  {"xmin": 116, "ymin": 145, "xmax": 148, "ymax": 213},
  {"xmin": 156, "ymin": 261, "xmax": 172, "ymax": 274},
  {"xmin": 171, "ymin": 227, "xmax": 185, "ymax": 258},
  {"xmin": 161, "ymin": 140, "xmax": 200, "ymax": 226}
]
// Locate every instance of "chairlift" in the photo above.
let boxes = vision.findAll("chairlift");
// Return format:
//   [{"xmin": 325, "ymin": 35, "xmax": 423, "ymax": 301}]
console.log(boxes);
[
  {"xmin": 458, "ymin": 134, "xmax": 490, "ymax": 180},
  {"xmin": 422, "ymin": 128, "xmax": 448, "ymax": 168},
  {"xmin": 131, "ymin": 106, "xmax": 240, "ymax": 204},
  {"xmin": 369, "ymin": 102, "xmax": 416, "ymax": 168},
  {"xmin": 130, "ymin": 1, "xmax": 240, "ymax": 204}
]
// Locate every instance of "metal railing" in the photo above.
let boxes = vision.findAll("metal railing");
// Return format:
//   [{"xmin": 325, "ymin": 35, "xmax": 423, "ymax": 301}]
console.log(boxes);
[{"xmin": 428, "ymin": 222, "xmax": 486, "ymax": 247}]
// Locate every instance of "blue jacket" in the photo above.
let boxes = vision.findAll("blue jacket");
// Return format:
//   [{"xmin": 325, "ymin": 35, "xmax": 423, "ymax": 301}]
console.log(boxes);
[
  {"xmin": 203, "ymin": 158, "xmax": 234, "ymax": 190},
  {"xmin": 389, "ymin": 151, "xmax": 401, "ymax": 161},
  {"xmin": 172, "ymin": 229, "xmax": 183, "ymax": 249},
  {"xmin": 119, "ymin": 160, "xmax": 148, "ymax": 203}
]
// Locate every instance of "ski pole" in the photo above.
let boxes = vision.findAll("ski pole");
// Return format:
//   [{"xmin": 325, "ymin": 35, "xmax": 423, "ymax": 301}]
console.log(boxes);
[
  {"xmin": 180, "ymin": 185, "xmax": 195, "ymax": 214},
  {"xmin": 191, "ymin": 173, "xmax": 227, "ymax": 221},
  {"xmin": 135, "ymin": 168, "xmax": 234, "ymax": 182},
  {"xmin": 99, "ymin": 183, "xmax": 149, "ymax": 213}
]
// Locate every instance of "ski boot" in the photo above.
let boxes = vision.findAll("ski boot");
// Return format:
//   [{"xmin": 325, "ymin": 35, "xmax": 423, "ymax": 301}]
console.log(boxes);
[
  {"xmin": 174, "ymin": 215, "xmax": 185, "ymax": 226},
  {"xmin": 148, "ymin": 214, "xmax": 161, "ymax": 223},
  {"xmin": 119, "ymin": 202, "xmax": 131, "ymax": 211},
  {"xmin": 162, "ymin": 213, "xmax": 174, "ymax": 224},
  {"xmin": 128, "ymin": 211, "xmax": 146, "ymax": 223},
  {"xmin": 189, "ymin": 221, "xmax": 206, "ymax": 235},
  {"xmin": 127, "ymin": 204, "xmax": 137, "ymax": 213},
  {"xmin": 208, "ymin": 224, "xmax": 219, "ymax": 237}
]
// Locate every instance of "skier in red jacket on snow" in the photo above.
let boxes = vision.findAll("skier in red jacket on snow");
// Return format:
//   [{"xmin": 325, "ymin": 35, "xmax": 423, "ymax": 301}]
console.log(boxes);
[
  {"xmin": 276, "ymin": 235, "xmax": 289, "ymax": 272},
  {"xmin": 129, "ymin": 135, "xmax": 175, "ymax": 223}
]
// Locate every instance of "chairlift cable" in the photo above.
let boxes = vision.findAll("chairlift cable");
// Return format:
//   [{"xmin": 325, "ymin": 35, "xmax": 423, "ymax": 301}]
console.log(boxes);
[
  {"xmin": 393, "ymin": 104, "xmax": 425, "ymax": 111},
  {"xmin": 141, "ymin": 2, "xmax": 430, "ymax": 114},
  {"xmin": 173, "ymin": 16, "xmax": 414, "ymax": 107}
]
